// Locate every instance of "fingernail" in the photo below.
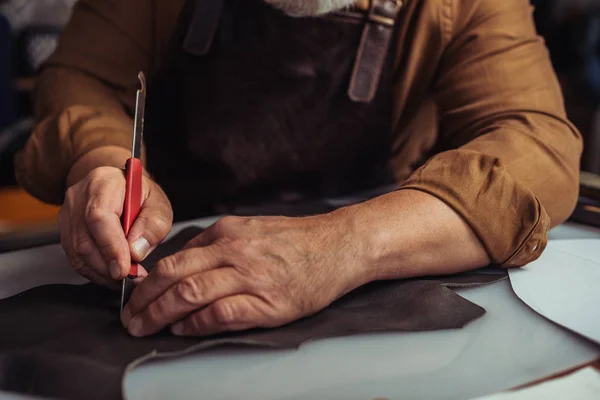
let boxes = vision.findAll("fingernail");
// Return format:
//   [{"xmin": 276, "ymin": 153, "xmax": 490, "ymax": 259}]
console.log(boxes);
[
  {"xmin": 128, "ymin": 316, "xmax": 143, "ymax": 337},
  {"xmin": 109, "ymin": 260, "xmax": 121, "ymax": 280},
  {"xmin": 121, "ymin": 306, "xmax": 131, "ymax": 328},
  {"xmin": 171, "ymin": 322, "xmax": 184, "ymax": 336},
  {"xmin": 133, "ymin": 238, "xmax": 151, "ymax": 260}
]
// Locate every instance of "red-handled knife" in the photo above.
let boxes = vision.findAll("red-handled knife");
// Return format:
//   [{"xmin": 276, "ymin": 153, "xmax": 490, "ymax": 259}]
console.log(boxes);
[{"xmin": 121, "ymin": 71, "xmax": 146, "ymax": 312}]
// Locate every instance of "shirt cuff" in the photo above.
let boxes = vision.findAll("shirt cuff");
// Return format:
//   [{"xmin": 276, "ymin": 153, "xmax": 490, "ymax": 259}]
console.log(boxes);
[
  {"xmin": 15, "ymin": 105, "xmax": 133, "ymax": 205},
  {"xmin": 398, "ymin": 149, "xmax": 550, "ymax": 267}
]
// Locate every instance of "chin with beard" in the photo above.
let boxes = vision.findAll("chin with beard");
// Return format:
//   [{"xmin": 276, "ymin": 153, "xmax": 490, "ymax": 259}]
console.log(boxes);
[{"xmin": 264, "ymin": 0, "xmax": 360, "ymax": 17}]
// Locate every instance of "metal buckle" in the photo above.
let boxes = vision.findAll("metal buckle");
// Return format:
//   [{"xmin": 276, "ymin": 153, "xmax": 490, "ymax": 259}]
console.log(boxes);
[{"xmin": 367, "ymin": 0, "xmax": 403, "ymax": 27}]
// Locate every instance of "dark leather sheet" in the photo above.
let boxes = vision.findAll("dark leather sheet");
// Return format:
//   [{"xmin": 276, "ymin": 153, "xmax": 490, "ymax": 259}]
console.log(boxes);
[{"xmin": 0, "ymin": 227, "xmax": 501, "ymax": 400}]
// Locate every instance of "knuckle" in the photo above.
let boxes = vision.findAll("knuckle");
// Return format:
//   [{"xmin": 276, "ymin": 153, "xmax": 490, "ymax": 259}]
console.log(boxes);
[
  {"xmin": 69, "ymin": 255, "xmax": 85, "ymax": 272},
  {"xmin": 155, "ymin": 214, "xmax": 172, "ymax": 234},
  {"xmin": 144, "ymin": 302, "xmax": 165, "ymax": 328},
  {"xmin": 87, "ymin": 168, "xmax": 101, "ymax": 180},
  {"xmin": 184, "ymin": 234, "xmax": 202, "ymax": 248},
  {"xmin": 185, "ymin": 312, "xmax": 207, "ymax": 334},
  {"xmin": 66, "ymin": 253, "xmax": 106, "ymax": 284},
  {"xmin": 96, "ymin": 241, "xmax": 121, "ymax": 260},
  {"xmin": 212, "ymin": 301, "xmax": 237, "ymax": 325},
  {"xmin": 85, "ymin": 204, "xmax": 109, "ymax": 226},
  {"xmin": 77, "ymin": 265, "xmax": 91, "ymax": 277},
  {"xmin": 214, "ymin": 216, "xmax": 241, "ymax": 235},
  {"xmin": 72, "ymin": 259, "xmax": 95, "ymax": 282},
  {"xmin": 71, "ymin": 232, "xmax": 94, "ymax": 257},
  {"xmin": 243, "ymin": 217, "xmax": 260, "ymax": 228},
  {"xmin": 175, "ymin": 278, "xmax": 203, "ymax": 305},
  {"xmin": 142, "ymin": 213, "xmax": 172, "ymax": 239},
  {"xmin": 155, "ymin": 256, "xmax": 178, "ymax": 280}
]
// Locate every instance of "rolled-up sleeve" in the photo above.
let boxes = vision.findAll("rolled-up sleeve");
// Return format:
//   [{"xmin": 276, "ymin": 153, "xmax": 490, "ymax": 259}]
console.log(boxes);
[
  {"xmin": 399, "ymin": 0, "xmax": 582, "ymax": 267},
  {"xmin": 14, "ymin": 0, "xmax": 155, "ymax": 205}
]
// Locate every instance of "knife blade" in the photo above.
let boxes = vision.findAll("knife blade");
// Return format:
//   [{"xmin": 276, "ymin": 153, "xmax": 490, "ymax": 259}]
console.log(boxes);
[{"xmin": 120, "ymin": 72, "xmax": 147, "ymax": 313}]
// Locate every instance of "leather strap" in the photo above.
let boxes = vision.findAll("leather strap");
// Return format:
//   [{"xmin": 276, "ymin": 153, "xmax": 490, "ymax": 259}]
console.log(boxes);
[
  {"xmin": 348, "ymin": 0, "xmax": 404, "ymax": 103},
  {"xmin": 183, "ymin": 0, "xmax": 226, "ymax": 55}
]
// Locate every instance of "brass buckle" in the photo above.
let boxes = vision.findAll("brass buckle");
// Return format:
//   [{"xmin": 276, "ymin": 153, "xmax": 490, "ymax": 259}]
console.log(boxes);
[{"xmin": 367, "ymin": 0, "xmax": 403, "ymax": 27}]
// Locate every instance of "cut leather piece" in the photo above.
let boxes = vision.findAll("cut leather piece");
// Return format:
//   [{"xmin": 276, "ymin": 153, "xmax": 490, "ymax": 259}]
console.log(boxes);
[
  {"xmin": 431, "ymin": 271, "xmax": 508, "ymax": 288},
  {"xmin": 0, "ymin": 281, "xmax": 485, "ymax": 400},
  {"xmin": 0, "ymin": 227, "xmax": 490, "ymax": 400}
]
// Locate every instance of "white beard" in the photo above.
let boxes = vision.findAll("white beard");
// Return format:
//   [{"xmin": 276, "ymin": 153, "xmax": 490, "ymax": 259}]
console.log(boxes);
[{"xmin": 264, "ymin": 0, "xmax": 360, "ymax": 17}]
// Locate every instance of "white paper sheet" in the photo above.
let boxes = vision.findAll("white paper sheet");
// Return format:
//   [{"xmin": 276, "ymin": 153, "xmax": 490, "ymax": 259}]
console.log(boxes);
[
  {"xmin": 509, "ymin": 239, "xmax": 600, "ymax": 345},
  {"xmin": 469, "ymin": 367, "xmax": 600, "ymax": 400}
]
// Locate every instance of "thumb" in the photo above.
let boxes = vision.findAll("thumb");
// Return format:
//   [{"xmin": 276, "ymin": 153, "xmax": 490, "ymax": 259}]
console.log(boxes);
[{"xmin": 127, "ymin": 186, "xmax": 173, "ymax": 262}]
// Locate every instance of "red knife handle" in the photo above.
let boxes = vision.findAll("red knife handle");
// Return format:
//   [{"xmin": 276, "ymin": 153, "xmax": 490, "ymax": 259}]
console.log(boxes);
[{"xmin": 123, "ymin": 157, "xmax": 143, "ymax": 277}]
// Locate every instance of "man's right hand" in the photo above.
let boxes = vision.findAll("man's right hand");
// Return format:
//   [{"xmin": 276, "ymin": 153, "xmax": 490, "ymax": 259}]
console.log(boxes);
[{"xmin": 58, "ymin": 149, "xmax": 173, "ymax": 286}]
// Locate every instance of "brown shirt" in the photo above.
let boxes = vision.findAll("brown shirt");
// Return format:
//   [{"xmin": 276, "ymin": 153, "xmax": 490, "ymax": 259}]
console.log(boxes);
[{"xmin": 14, "ymin": 0, "xmax": 582, "ymax": 267}]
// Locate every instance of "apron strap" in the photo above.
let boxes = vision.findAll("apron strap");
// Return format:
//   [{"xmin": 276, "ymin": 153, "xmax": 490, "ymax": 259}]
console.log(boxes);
[
  {"xmin": 183, "ymin": 0, "xmax": 226, "ymax": 55},
  {"xmin": 348, "ymin": 0, "xmax": 404, "ymax": 102},
  {"xmin": 183, "ymin": 0, "xmax": 403, "ymax": 100}
]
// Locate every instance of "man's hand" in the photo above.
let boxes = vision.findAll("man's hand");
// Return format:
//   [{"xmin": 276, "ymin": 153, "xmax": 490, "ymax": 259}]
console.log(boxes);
[
  {"xmin": 121, "ymin": 189, "xmax": 490, "ymax": 337},
  {"xmin": 58, "ymin": 164, "xmax": 173, "ymax": 286},
  {"xmin": 121, "ymin": 212, "xmax": 371, "ymax": 337}
]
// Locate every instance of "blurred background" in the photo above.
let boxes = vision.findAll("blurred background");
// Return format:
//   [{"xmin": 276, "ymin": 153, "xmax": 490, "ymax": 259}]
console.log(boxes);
[
  {"xmin": 0, "ymin": 0, "xmax": 76, "ymax": 242},
  {"xmin": 0, "ymin": 0, "xmax": 600, "ymax": 245}
]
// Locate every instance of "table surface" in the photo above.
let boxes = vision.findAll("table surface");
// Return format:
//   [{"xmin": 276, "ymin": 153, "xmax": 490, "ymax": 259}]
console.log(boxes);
[{"xmin": 0, "ymin": 218, "xmax": 599, "ymax": 400}]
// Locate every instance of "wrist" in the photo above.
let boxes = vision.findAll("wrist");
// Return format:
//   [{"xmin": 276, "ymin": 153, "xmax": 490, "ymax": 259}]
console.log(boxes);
[
  {"xmin": 345, "ymin": 189, "xmax": 491, "ymax": 281},
  {"xmin": 66, "ymin": 146, "xmax": 133, "ymax": 187},
  {"xmin": 327, "ymin": 204, "xmax": 381, "ymax": 288}
]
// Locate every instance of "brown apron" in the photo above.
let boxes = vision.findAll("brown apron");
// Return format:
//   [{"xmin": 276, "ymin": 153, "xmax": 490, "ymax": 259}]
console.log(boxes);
[{"xmin": 144, "ymin": 0, "xmax": 404, "ymax": 220}]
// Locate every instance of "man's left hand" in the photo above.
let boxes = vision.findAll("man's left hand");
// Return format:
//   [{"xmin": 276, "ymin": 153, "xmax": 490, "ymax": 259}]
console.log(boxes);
[{"xmin": 121, "ymin": 211, "xmax": 371, "ymax": 337}]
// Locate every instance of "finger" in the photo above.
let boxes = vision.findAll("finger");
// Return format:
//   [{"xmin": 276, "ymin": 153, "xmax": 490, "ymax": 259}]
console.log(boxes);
[
  {"xmin": 60, "ymin": 205, "xmax": 105, "ymax": 286},
  {"xmin": 170, "ymin": 294, "xmax": 274, "ymax": 337},
  {"xmin": 123, "ymin": 246, "xmax": 226, "ymax": 322},
  {"xmin": 69, "ymin": 213, "xmax": 125, "ymax": 287},
  {"xmin": 125, "ymin": 267, "xmax": 247, "ymax": 337},
  {"xmin": 80, "ymin": 242, "xmax": 113, "ymax": 282},
  {"xmin": 69, "ymin": 217, "xmax": 115, "ymax": 280},
  {"xmin": 64, "ymin": 216, "xmax": 142, "ymax": 288},
  {"xmin": 84, "ymin": 196, "xmax": 130, "ymax": 281},
  {"xmin": 134, "ymin": 264, "xmax": 149, "ymax": 278},
  {"xmin": 127, "ymin": 185, "xmax": 173, "ymax": 262},
  {"xmin": 66, "ymin": 252, "xmax": 112, "ymax": 287}
]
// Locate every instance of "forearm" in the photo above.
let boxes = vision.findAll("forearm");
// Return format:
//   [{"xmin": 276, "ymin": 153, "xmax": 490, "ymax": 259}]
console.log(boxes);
[
  {"xmin": 66, "ymin": 146, "xmax": 132, "ymax": 187},
  {"xmin": 17, "ymin": 0, "xmax": 154, "ymax": 204},
  {"xmin": 346, "ymin": 189, "xmax": 490, "ymax": 282},
  {"xmin": 16, "ymin": 70, "xmax": 136, "ymax": 204}
]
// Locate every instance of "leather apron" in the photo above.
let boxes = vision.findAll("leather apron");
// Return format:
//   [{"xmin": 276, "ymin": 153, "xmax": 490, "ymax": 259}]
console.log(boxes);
[{"xmin": 144, "ymin": 0, "xmax": 403, "ymax": 220}]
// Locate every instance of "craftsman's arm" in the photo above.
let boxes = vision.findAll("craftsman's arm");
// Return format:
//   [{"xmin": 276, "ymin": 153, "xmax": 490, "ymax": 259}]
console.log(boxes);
[
  {"xmin": 14, "ymin": 0, "xmax": 183, "ymax": 204},
  {"xmin": 364, "ymin": 0, "xmax": 581, "ymax": 280}
]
